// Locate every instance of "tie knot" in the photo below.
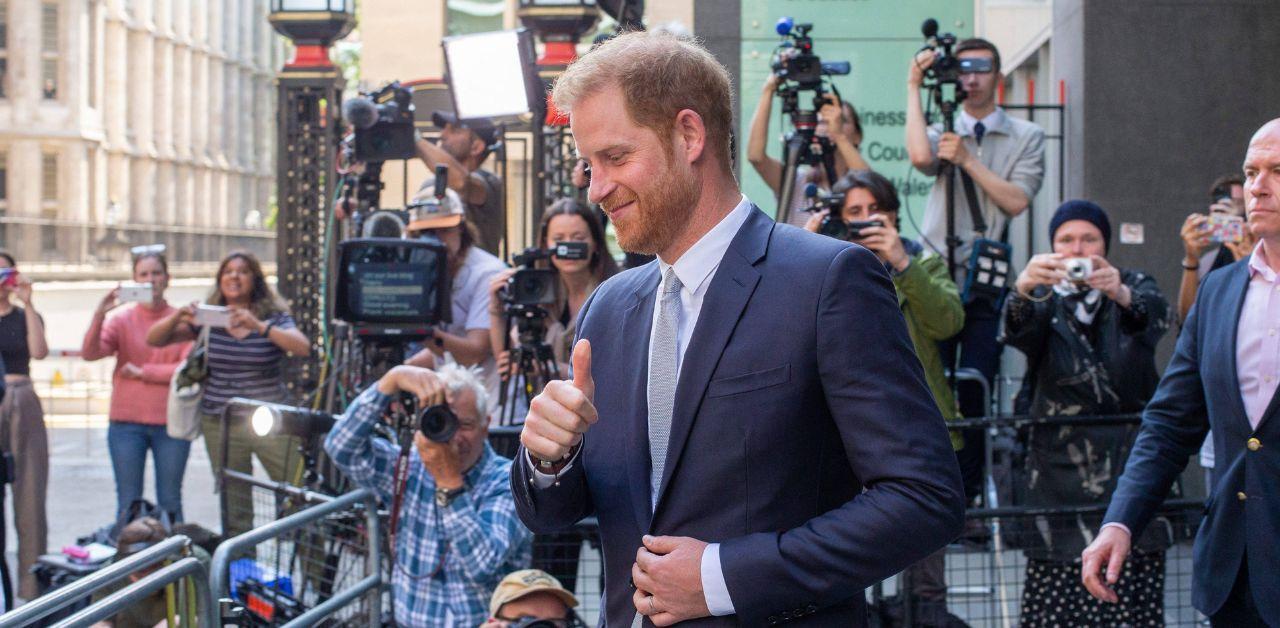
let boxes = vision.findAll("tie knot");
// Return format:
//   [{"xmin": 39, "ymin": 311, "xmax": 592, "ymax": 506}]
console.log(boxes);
[
  {"xmin": 662, "ymin": 267, "xmax": 683, "ymax": 295},
  {"xmin": 974, "ymin": 121, "xmax": 986, "ymax": 145}
]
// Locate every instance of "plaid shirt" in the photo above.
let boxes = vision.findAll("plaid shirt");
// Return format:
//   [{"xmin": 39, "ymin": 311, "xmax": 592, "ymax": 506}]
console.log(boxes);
[{"xmin": 325, "ymin": 387, "xmax": 532, "ymax": 627}]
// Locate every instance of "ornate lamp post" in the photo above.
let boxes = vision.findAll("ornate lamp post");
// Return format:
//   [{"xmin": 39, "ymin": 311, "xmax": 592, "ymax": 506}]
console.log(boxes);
[
  {"xmin": 517, "ymin": 0, "xmax": 600, "ymax": 226},
  {"xmin": 269, "ymin": 0, "xmax": 354, "ymax": 400}
]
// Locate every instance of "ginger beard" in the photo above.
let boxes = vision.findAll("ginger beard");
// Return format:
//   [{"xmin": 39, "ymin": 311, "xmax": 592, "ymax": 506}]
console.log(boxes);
[{"xmin": 601, "ymin": 141, "xmax": 701, "ymax": 256}]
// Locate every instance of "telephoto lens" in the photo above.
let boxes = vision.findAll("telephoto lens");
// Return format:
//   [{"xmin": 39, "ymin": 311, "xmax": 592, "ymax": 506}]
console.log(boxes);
[
  {"xmin": 418, "ymin": 403, "xmax": 459, "ymax": 442},
  {"xmin": 818, "ymin": 216, "xmax": 850, "ymax": 240}
]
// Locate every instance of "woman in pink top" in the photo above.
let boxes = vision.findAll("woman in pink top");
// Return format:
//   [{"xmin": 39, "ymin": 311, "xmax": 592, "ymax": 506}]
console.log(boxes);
[{"xmin": 81, "ymin": 251, "xmax": 191, "ymax": 523}]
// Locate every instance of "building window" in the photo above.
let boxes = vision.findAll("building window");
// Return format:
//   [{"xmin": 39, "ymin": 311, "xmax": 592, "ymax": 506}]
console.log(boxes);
[
  {"xmin": 446, "ymin": 0, "xmax": 504, "ymax": 36},
  {"xmin": 41, "ymin": 2, "xmax": 58, "ymax": 100},
  {"xmin": 40, "ymin": 210, "xmax": 56, "ymax": 252},
  {"xmin": 42, "ymin": 153, "xmax": 57, "ymax": 201},
  {"xmin": 0, "ymin": 1, "xmax": 8, "ymax": 98}
]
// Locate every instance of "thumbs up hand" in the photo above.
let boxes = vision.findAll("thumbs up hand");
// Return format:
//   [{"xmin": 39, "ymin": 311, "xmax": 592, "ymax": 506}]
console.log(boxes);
[{"xmin": 521, "ymin": 339, "xmax": 599, "ymax": 465}]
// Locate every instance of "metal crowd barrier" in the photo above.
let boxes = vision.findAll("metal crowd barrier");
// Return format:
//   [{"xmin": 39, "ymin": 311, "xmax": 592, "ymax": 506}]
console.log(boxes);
[
  {"xmin": 0, "ymin": 536, "xmax": 199, "ymax": 628},
  {"xmin": 53, "ymin": 556, "xmax": 216, "ymax": 628},
  {"xmin": 210, "ymin": 487, "xmax": 383, "ymax": 627}
]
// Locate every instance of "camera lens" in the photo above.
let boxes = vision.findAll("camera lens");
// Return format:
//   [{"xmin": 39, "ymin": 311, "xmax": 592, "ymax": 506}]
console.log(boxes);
[
  {"xmin": 818, "ymin": 216, "xmax": 849, "ymax": 240},
  {"xmin": 418, "ymin": 404, "xmax": 459, "ymax": 442}
]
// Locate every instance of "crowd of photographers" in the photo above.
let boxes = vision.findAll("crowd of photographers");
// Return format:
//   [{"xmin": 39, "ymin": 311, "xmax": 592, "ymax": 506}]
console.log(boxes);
[{"xmin": 4, "ymin": 23, "xmax": 1267, "ymax": 628}]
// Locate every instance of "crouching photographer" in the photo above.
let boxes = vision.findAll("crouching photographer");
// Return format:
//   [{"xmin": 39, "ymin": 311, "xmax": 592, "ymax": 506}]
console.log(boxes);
[
  {"xmin": 324, "ymin": 364, "xmax": 533, "ymax": 627},
  {"xmin": 1002, "ymin": 200, "xmax": 1171, "ymax": 626},
  {"xmin": 804, "ymin": 169, "xmax": 964, "ymax": 623}
]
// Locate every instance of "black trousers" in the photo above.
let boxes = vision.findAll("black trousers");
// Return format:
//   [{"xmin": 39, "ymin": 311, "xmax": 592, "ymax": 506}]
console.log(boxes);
[{"xmin": 1211, "ymin": 557, "xmax": 1270, "ymax": 627}]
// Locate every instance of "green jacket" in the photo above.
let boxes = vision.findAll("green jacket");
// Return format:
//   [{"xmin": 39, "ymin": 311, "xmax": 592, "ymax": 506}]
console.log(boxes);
[{"xmin": 890, "ymin": 245, "xmax": 965, "ymax": 449}]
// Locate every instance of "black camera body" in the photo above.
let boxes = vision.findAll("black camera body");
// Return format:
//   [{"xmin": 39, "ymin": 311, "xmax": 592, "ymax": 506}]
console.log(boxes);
[
  {"xmin": 418, "ymin": 403, "xmax": 459, "ymax": 443},
  {"xmin": 347, "ymin": 82, "xmax": 417, "ymax": 164},
  {"xmin": 505, "ymin": 242, "xmax": 590, "ymax": 307}
]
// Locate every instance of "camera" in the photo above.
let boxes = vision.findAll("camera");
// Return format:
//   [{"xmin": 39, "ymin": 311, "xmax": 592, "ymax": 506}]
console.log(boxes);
[
  {"xmin": 772, "ymin": 17, "xmax": 850, "ymax": 91},
  {"xmin": 1064, "ymin": 257, "xmax": 1093, "ymax": 283},
  {"xmin": 344, "ymin": 82, "xmax": 417, "ymax": 164},
  {"xmin": 505, "ymin": 243, "xmax": 589, "ymax": 307},
  {"xmin": 417, "ymin": 403, "xmax": 459, "ymax": 443}
]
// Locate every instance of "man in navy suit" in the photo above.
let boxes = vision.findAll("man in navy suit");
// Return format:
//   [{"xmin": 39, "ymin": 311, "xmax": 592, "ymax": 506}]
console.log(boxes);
[
  {"xmin": 1084, "ymin": 119, "xmax": 1280, "ymax": 626},
  {"xmin": 511, "ymin": 31, "xmax": 965, "ymax": 627}
]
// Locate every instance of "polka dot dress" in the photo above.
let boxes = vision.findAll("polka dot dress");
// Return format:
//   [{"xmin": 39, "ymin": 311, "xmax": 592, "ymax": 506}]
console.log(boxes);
[{"xmin": 1020, "ymin": 551, "xmax": 1165, "ymax": 627}]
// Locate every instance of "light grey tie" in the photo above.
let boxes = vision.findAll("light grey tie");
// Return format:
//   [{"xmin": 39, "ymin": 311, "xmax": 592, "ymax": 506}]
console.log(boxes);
[
  {"xmin": 648, "ymin": 267, "xmax": 682, "ymax": 509},
  {"xmin": 633, "ymin": 268, "xmax": 682, "ymax": 628}
]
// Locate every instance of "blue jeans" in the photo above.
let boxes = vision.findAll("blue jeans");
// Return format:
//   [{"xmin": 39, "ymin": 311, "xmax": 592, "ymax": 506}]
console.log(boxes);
[{"xmin": 107, "ymin": 421, "xmax": 192, "ymax": 522}]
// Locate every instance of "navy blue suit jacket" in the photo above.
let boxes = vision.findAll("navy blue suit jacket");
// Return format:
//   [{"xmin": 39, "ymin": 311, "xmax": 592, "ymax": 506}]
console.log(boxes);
[
  {"xmin": 512, "ymin": 207, "xmax": 965, "ymax": 627},
  {"xmin": 1105, "ymin": 258, "xmax": 1280, "ymax": 619}
]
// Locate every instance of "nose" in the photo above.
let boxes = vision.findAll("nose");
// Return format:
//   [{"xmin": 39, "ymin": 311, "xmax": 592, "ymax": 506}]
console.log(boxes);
[{"xmin": 587, "ymin": 168, "xmax": 615, "ymax": 206}]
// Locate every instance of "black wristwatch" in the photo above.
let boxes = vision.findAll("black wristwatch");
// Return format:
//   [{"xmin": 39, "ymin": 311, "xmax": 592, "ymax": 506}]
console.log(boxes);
[{"xmin": 435, "ymin": 485, "xmax": 467, "ymax": 507}]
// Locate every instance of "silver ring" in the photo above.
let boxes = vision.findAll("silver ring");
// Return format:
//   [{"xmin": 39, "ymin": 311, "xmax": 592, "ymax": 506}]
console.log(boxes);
[{"xmin": 648, "ymin": 596, "xmax": 656, "ymax": 615}]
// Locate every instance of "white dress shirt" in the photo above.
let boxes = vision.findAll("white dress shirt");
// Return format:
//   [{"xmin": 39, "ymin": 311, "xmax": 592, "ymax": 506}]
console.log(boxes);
[{"xmin": 530, "ymin": 194, "xmax": 753, "ymax": 617}]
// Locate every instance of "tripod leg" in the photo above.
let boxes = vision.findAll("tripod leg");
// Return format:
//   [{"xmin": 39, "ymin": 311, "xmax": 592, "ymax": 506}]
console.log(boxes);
[{"xmin": 777, "ymin": 136, "xmax": 805, "ymax": 224}]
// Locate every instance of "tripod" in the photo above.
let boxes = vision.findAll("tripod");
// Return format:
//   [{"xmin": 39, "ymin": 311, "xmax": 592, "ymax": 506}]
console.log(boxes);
[
  {"xmin": 497, "ymin": 306, "xmax": 561, "ymax": 430},
  {"xmin": 775, "ymin": 86, "xmax": 840, "ymax": 226},
  {"xmin": 928, "ymin": 77, "xmax": 988, "ymax": 282}
]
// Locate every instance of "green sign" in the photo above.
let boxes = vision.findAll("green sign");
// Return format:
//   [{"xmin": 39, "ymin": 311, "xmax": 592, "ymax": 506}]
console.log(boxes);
[{"xmin": 738, "ymin": 0, "xmax": 973, "ymax": 237}]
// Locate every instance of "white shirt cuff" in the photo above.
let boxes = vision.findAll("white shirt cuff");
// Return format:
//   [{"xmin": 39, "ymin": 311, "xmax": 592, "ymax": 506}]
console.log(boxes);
[
  {"xmin": 1100, "ymin": 522, "xmax": 1131, "ymax": 536},
  {"xmin": 525, "ymin": 447, "xmax": 580, "ymax": 489},
  {"xmin": 701, "ymin": 543, "xmax": 735, "ymax": 616}
]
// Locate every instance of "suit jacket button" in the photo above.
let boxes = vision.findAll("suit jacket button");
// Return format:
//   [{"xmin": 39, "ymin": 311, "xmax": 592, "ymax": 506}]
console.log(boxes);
[
  {"xmin": 807, "ymin": 604, "xmax": 818, "ymax": 613},
  {"xmin": 1248, "ymin": 437, "xmax": 1262, "ymax": 451},
  {"xmin": 1238, "ymin": 491, "xmax": 1248, "ymax": 501},
  {"xmin": 768, "ymin": 616, "xmax": 779, "ymax": 625}
]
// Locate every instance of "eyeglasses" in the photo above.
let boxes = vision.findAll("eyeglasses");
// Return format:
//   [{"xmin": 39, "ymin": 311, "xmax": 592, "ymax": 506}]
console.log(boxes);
[{"xmin": 493, "ymin": 615, "xmax": 570, "ymax": 628}]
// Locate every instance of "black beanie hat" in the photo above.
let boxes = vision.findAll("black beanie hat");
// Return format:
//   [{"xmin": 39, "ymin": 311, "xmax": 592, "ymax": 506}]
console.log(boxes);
[{"xmin": 1049, "ymin": 200, "xmax": 1111, "ymax": 252}]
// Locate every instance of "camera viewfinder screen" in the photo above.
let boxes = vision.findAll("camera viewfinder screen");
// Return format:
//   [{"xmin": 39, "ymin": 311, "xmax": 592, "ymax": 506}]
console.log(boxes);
[{"xmin": 336, "ymin": 239, "xmax": 448, "ymax": 327}]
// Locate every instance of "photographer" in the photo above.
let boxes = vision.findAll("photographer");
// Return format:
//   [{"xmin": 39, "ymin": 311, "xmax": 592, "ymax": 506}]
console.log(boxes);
[
  {"xmin": 804, "ymin": 170, "xmax": 963, "ymax": 623},
  {"xmin": 415, "ymin": 111, "xmax": 505, "ymax": 256},
  {"xmin": 404, "ymin": 189, "xmax": 507, "ymax": 403},
  {"xmin": 81, "ymin": 250, "xmax": 192, "ymax": 525},
  {"xmin": 325, "ymin": 363, "xmax": 532, "ymax": 627},
  {"xmin": 146, "ymin": 251, "xmax": 311, "ymax": 538},
  {"xmin": 1177, "ymin": 173, "xmax": 1254, "ymax": 324},
  {"xmin": 482, "ymin": 569, "xmax": 581, "ymax": 628},
  {"xmin": 906, "ymin": 37, "xmax": 1045, "ymax": 503},
  {"xmin": 748, "ymin": 73, "xmax": 868, "ymax": 227},
  {"xmin": 1001, "ymin": 201, "xmax": 1170, "ymax": 626},
  {"xmin": 487, "ymin": 198, "xmax": 619, "ymax": 394},
  {"xmin": 0, "ymin": 252, "xmax": 47, "ymax": 599}
]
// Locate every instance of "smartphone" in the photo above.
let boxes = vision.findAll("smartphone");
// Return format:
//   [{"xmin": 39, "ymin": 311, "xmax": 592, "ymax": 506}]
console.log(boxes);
[
  {"xmin": 1206, "ymin": 214, "xmax": 1244, "ymax": 244},
  {"xmin": 194, "ymin": 304, "xmax": 232, "ymax": 328},
  {"xmin": 0, "ymin": 268, "xmax": 19, "ymax": 288},
  {"xmin": 118, "ymin": 282, "xmax": 154, "ymax": 304}
]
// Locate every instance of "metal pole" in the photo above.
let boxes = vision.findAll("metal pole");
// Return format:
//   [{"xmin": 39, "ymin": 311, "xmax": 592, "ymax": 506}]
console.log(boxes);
[
  {"xmin": 0, "ymin": 536, "xmax": 190, "ymax": 628},
  {"xmin": 51, "ymin": 557, "xmax": 216, "ymax": 628}
]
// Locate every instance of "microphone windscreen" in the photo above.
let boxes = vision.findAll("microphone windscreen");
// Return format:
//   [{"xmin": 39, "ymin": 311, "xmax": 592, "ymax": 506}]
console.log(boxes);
[
  {"xmin": 921, "ymin": 18, "xmax": 939, "ymax": 38},
  {"xmin": 343, "ymin": 97, "xmax": 378, "ymax": 130}
]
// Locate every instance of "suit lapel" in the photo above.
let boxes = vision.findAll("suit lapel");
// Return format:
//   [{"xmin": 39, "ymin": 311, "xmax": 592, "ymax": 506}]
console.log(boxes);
[
  {"xmin": 1226, "ymin": 260, "xmax": 1256, "ymax": 432},
  {"xmin": 622, "ymin": 264, "xmax": 660, "ymax": 531},
  {"xmin": 650, "ymin": 209, "xmax": 770, "ymax": 522}
]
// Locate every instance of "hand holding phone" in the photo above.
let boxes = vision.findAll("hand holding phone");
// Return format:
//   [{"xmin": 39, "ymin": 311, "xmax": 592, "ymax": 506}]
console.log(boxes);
[{"xmin": 194, "ymin": 304, "xmax": 232, "ymax": 328}]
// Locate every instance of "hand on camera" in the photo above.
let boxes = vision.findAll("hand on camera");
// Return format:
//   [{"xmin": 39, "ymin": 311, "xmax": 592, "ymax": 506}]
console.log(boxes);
[
  {"xmin": 909, "ymin": 49, "xmax": 937, "ymax": 88},
  {"xmin": 818, "ymin": 94, "xmax": 844, "ymax": 137},
  {"xmin": 228, "ymin": 307, "xmax": 265, "ymax": 335},
  {"xmin": 488, "ymin": 268, "xmax": 518, "ymax": 316},
  {"xmin": 1180, "ymin": 213, "xmax": 1211, "ymax": 261},
  {"xmin": 856, "ymin": 214, "xmax": 910, "ymax": 272},
  {"xmin": 377, "ymin": 364, "xmax": 447, "ymax": 407},
  {"xmin": 1081, "ymin": 525, "xmax": 1131, "ymax": 604},
  {"xmin": 1084, "ymin": 256, "xmax": 1129, "ymax": 303},
  {"xmin": 521, "ymin": 339, "xmax": 597, "ymax": 467},
  {"xmin": 14, "ymin": 279, "xmax": 33, "ymax": 305},
  {"xmin": 177, "ymin": 302, "xmax": 198, "ymax": 326},
  {"xmin": 1226, "ymin": 222, "xmax": 1258, "ymax": 261},
  {"xmin": 937, "ymin": 133, "xmax": 970, "ymax": 167},
  {"xmin": 762, "ymin": 72, "xmax": 780, "ymax": 94},
  {"xmin": 96, "ymin": 287, "xmax": 122, "ymax": 317},
  {"xmin": 803, "ymin": 209, "xmax": 828, "ymax": 234},
  {"xmin": 1015, "ymin": 253, "xmax": 1067, "ymax": 296}
]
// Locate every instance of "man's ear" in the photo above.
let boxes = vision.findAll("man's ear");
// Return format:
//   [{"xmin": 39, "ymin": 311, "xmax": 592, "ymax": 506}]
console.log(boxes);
[
  {"xmin": 673, "ymin": 109, "xmax": 707, "ymax": 165},
  {"xmin": 470, "ymin": 135, "xmax": 487, "ymax": 161}
]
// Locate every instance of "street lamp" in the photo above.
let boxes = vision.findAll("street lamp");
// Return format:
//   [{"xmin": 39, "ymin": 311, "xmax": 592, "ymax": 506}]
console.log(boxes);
[
  {"xmin": 268, "ymin": 0, "xmax": 356, "ymax": 68},
  {"xmin": 267, "ymin": 1, "xmax": 353, "ymax": 400}
]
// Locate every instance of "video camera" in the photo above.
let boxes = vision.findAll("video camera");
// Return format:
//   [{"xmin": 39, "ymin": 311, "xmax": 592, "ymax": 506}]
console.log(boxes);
[
  {"xmin": 771, "ymin": 17, "xmax": 850, "ymax": 92},
  {"xmin": 505, "ymin": 243, "xmax": 589, "ymax": 307},
  {"xmin": 918, "ymin": 18, "xmax": 992, "ymax": 124},
  {"xmin": 343, "ymin": 81, "xmax": 417, "ymax": 164}
]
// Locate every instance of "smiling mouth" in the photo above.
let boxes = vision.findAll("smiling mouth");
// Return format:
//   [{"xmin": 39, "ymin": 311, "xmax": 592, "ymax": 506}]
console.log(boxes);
[{"xmin": 605, "ymin": 200, "xmax": 635, "ymax": 216}]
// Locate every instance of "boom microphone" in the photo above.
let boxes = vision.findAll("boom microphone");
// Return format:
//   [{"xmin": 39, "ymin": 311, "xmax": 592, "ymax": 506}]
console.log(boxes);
[
  {"xmin": 921, "ymin": 18, "xmax": 939, "ymax": 39},
  {"xmin": 342, "ymin": 97, "xmax": 378, "ymax": 131}
]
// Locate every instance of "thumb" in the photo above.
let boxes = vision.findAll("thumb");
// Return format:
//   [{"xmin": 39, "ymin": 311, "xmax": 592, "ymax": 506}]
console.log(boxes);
[
  {"xmin": 571, "ymin": 339, "xmax": 594, "ymax": 398},
  {"xmin": 642, "ymin": 535, "xmax": 680, "ymax": 554}
]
